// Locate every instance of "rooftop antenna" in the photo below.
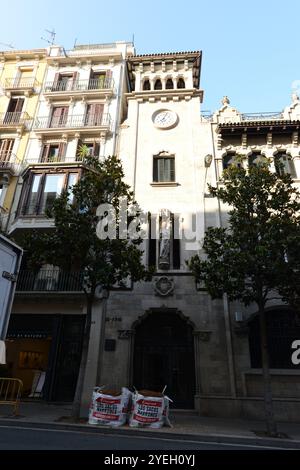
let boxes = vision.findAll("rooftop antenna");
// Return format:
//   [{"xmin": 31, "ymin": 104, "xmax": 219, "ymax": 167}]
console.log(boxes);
[
  {"xmin": 132, "ymin": 33, "xmax": 135, "ymax": 45},
  {"xmin": 73, "ymin": 37, "xmax": 78, "ymax": 49},
  {"xmin": 41, "ymin": 28, "xmax": 56, "ymax": 46},
  {"xmin": 0, "ymin": 42, "xmax": 14, "ymax": 49}
]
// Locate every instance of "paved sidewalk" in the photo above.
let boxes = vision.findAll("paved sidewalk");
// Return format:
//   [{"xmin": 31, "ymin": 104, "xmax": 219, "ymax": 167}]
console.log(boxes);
[{"xmin": 0, "ymin": 400, "xmax": 300, "ymax": 448}]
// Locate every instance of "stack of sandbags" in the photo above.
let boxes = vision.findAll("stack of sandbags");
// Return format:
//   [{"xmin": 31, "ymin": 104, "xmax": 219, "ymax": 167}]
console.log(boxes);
[
  {"xmin": 88, "ymin": 386, "xmax": 132, "ymax": 427},
  {"xmin": 129, "ymin": 389, "xmax": 172, "ymax": 428}
]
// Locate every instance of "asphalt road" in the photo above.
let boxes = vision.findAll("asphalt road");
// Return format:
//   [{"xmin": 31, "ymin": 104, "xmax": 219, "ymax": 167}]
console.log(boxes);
[{"xmin": 0, "ymin": 424, "xmax": 291, "ymax": 450}]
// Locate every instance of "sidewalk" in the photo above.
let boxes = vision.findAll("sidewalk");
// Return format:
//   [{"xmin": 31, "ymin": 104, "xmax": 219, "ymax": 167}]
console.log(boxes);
[{"xmin": 0, "ymin": 400, "xmax": 300, "ymax": 448}]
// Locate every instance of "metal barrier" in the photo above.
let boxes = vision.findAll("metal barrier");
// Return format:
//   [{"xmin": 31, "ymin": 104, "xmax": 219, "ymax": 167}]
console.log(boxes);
[{"xmin": 0, "ymin": 378, "xmax": 23, "ymax": 415}]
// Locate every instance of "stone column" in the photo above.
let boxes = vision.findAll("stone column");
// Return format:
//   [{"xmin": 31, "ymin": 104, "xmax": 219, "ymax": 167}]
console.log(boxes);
[{"xmin": 80, "ymin": 298, "xmax": 107, "ymax": 417}]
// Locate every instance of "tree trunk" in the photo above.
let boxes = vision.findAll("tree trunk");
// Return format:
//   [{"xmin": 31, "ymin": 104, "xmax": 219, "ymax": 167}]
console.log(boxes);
[
  {"xmin": 258, "ymin": 301, "xmax": 278, "ymax": 436},
  {"xmin": 71, "ymin": 294, "xmax": 93, "ymax": 420}
]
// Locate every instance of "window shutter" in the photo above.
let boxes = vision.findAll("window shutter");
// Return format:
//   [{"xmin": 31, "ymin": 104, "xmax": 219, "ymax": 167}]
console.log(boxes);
[
  {"xmin": 170, "ymin": 158, "xmax": 175, "ymax": 182},
  {"xmin": 52, "ymin": 73, "xmax": 60, "ymax": 91},
  {"xmin": 72, "ymin": 72, "xmax": 78, "ymax": 90},
  {"xmin": 15, "ymin": 98, "xmax": 25, "ymax": 113},
  {"xmin": 105, "ymin": 70, "xmax": 112, "ymax": 88},
  {"xmin": 288, "ymin": 157, "xmax": 297, "ymax": 178},
  {"xmin": 40, "ymin": 144, "xmax": 50, "ymax": 163},
  {"xmin": 58, "ymin": 142, "xmax": 66, "ymax": 160},
  {"xmin": 93, "ymin": 142, "xmax": 100, "ymax": 157},
  {"xmin": 153, "ymin": 158, "xmax": 158, "ymax": 182},
  {"xmin": 148, "ymin": 213, "xmax": 157, "ymax": 268},
  {"xmin": 172, "ymin": 214, "xmax": 180, "ymax": 269},
  {"xmin": 158, "ymin": 158, "xmax": 165, "ymax": 182}
]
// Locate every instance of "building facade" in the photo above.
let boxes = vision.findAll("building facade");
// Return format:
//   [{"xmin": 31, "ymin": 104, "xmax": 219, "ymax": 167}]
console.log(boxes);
[
  {"xmin": 1, "ymin": 43, "xmax": 299, "ymax": 421},
  {"xmin": 0, "ymin": 48, "xmax": 47, "ymax": 232}
]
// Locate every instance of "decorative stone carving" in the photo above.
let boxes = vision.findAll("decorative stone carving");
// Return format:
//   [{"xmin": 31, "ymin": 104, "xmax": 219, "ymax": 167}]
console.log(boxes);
[
  {"xmin": 194, "ymin": 330, "xmax": 212, "ymax": 341},
  {"xmin": 158, "ymin": 209, "xmax": 171, "ymax": 269},
  {"xmin": 154, "ymin": 276, "xmax": 174, "ymax": 297},
  {"xmin": 222, "ymin": 96, "xmax": 230, "ymax": 106}
]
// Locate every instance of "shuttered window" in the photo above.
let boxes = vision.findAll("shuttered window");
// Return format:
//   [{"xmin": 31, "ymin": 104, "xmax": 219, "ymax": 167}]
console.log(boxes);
[{"xmin": 153, "ymin": 156, "xmax": 175, "ymax": 182}]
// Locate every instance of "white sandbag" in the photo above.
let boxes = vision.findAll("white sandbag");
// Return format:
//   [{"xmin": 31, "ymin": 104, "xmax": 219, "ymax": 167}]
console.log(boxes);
[
  {"xmin": 129, "ymin": 390, "xmax": 172, "ymax": 429},
  {"xmin": 88, "ymin": 386, "xmax": 131, "ymax": 427}
]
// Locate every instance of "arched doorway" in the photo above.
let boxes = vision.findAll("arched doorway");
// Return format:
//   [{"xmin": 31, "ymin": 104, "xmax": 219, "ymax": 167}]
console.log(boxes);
[{"xmin": 133, "ymin": 309, "xmax": 195, "ymax": 408}]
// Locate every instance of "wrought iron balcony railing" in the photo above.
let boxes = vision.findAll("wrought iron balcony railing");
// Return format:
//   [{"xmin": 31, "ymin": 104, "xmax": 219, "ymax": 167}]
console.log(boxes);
[
  {"xmin": 16, "ymin": 269, "xmax": 83, "ymax": 292},
  {"xmin": 0, "ymin": 152, "xmax": 22, "ymax": 175},
  {"xmin": 241, "ymin": 111, "xmax": 284, "ymax": 121},
  {"xmin": 44, "ymin": 77, "xmax": 114, "ymax": 93},
  {"xmin": 0, "ymin": 112, "xmax": 31, "ymax": 127},
  {"xmin": 34, "ymin": 113, "xmax": 111, "ymax": 130},
  {"xmin": 4, "ymin": 77, "xmax": 36, "ymax": 89}
]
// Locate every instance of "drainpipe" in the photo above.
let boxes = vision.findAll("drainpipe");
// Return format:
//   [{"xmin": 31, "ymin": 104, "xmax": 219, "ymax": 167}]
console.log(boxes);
[
  {"xmin": 210, "ymin": 121, "xmax": 237, "ymax": 398},
  {"xmin": 112, "ymin": 58, "xmax": 125, "ymax": 156}
]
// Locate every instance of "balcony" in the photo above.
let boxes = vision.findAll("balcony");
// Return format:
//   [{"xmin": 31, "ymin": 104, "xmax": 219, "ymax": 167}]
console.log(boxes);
[
  {"xmin": 16, "ymin": 269, "xmax": 83, "ymax": 293},
  {"xmin": 0, "ymin": 152, "xmax": 23, "ymax": 176},
  {"xmin": 0, "ymin": 112, "xmax": 31, "ymax": 131},
  {"xmin": 3, "ymin": 77, "xmax": 36, "ymax": 96},
  {"xmin": 43, "ymin": 77, "xmax": 115, "ymax": 100},
  {"xmin": 34, "ymin": 113, "xmax": 111, "ymax": 136}
]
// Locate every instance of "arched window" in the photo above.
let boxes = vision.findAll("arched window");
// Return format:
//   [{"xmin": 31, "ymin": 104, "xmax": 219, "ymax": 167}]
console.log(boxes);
[
  {"xmin": 222, "ymin": 152, "xmax": 237, "ymax": 170},
  {"xmin": 177, "ymin": 78, "xmax": 185, "ymax": 89},
  {"xmin": 249, "ymin": 309, "xmax": 300, "ymax": 369},
  {"xmin": 274, "ymin": 152, "xmax": 297, "ymax": 178},
  {"xmin": 165, "ymin": 78, "xmax": 173, "ymax": 90},
  {"xmin": 143, "ymin": 79, "xmax": 150, "ymax": 91},
  {"xmin": 248, "ymin": 151, "xmax": 267, "ymax": 168},
  {"xmin": 154, "ymin": 79, "xmax": 162, "ymax": 90}
]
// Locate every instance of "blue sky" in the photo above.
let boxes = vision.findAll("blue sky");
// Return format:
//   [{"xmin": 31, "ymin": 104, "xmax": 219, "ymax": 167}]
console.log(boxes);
[{"xmin": 1, "ymin": 0, "xmax": 300, "ymax": 113}]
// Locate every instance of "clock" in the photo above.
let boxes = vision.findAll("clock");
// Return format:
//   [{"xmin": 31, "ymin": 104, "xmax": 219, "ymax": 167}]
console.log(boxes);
[{"xmin": 153, "ymin": 110, "xmax": 178, "ymax": 129}]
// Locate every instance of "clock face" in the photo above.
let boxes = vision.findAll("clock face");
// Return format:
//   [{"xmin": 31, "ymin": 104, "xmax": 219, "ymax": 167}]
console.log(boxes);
[{"xmin": 153, "ymin": 110, "xmax": 178, "ymax": 129}]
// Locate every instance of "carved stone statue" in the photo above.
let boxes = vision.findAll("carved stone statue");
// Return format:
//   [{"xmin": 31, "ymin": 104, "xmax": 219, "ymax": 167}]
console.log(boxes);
[
  {"xmin": 222, "ymin": 96, "xmax": 230, "ymax": 106},
  {"xmin": 292, "ymin": 92, "xmax": 299, "ymax": 103},
  {"xmin": 158, "ymin": 209, "xmax": 171, "ymax": 270}
]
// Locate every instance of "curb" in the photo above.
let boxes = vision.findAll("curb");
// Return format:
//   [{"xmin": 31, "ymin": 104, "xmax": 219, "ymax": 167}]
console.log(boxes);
[{"xmin": 0, "ymin": 419, "xmax": 299, "ymax": 449}]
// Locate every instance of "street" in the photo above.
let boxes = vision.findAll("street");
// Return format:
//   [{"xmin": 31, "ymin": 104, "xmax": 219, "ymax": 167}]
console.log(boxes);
[{"xmin": 0, "ymin": 424, "xmax": 293, "ymax": 450}]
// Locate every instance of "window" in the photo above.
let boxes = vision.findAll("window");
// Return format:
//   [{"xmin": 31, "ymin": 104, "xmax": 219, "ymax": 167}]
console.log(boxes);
[
  {"xmin": 40, "ymin": 143, "xmax": 66, "ymax": 163},
  {"xmin": 52, "ymin": 73, "xmax": 78, "ymax": 91},
  {"xmin": 22, "ymin": 171, "xmax": 78, "ymax": 215},
  {"xmin": 154, "ymin": 79, "xmax": 162, "ymax": 90},
  {"xmin": 249, "ymin": 309, "xmax": 300, "ymax": 369},
  {"xmin": 89, "ymin": 71, "xmax": 106, "ymax": 90},
  {"xmin": 153, "ymin": 154, "xmax": 175, "ymax": 182},
  {"xmin": 85, "ymin": 104, "xmax": 104, "ymax": 126},
  {"xmin": 177, "ymin": 78, "xmax": 185, "ymax": 89},
  {"xmin": 76, "ymin": 141, "xmax": 100, "ymax": 160},
  {"xmin": 50, "ymin": 106, "xmax": 69, "ymax": 128},
  {"xmin": 222, "ymin": 152, "xmax": 237, "ymax": 170},
  {"xmin": 274, "ymin": 152, "xmax": 297, "ymax": 178},
  {"xmin": 166, "ymin": 78, "xmax": 173, "ymax": 90},
  {"xmin": 4, "ymin": 98, "xmax": 24, "ymax": 123},
  {"xmin": 248, "ymin": 151, "xmax": 264, "ymax": 167},
  {"xmin": 143, "ymin": 79, "xmax": 151, "ymax": 91},
  {"xmin": 0, "ymin": 139, "xmax": 14, "ymax": 162}
]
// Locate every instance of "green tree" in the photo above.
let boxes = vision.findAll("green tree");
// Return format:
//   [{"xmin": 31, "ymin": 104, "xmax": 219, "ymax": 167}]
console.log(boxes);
[
  {"xmin": 22, "ymin": 154, "xmax": 151, "ymax": 419},
  {"xmin": 187, "ymin": 163, "xmax": 300, "ymax": 436}
]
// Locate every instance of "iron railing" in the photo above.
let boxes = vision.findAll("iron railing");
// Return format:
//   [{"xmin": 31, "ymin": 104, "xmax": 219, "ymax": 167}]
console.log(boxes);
[
  {"xmin": 16, "ymin": 269, "xmax": 84, "ymax": 292},
  {"xmin": 4, "ymin": 77, "xmax": 36, "ymax": 89},
  {"xmin": 0, "ymin": 152, "xmax": 22, "ymax": 174},
  {"xmin": 241, "ymin": 112, "xmax": 283, "ymax": 121},
  {"xmin": 44, "ymin": 77, "xmax": 114, "ymax": 92},
  {"xmin": 0, "ymin": 112, "xmax": 31, "ymax": 126},
  {"xmin": 34, "ymin": 113, "xmax": 111, "ymax": 130}
]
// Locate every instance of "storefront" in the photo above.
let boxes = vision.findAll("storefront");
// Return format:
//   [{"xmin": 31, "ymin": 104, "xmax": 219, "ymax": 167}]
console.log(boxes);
[{"xmin": 4, "ymin": 314, "xmax": 85, "ymax": 401}]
